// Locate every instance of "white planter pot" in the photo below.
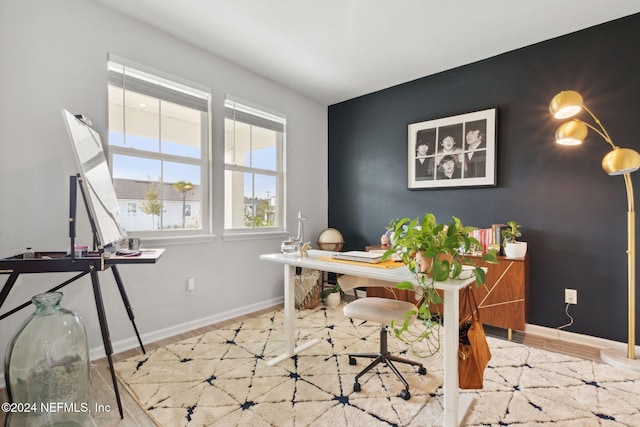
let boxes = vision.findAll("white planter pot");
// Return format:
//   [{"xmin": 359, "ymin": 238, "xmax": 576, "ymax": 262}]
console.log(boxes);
[
  {"xmin": 504, "ymin": 242, "xmax": 527, "ymax": 259},
  {"xmin": 325, "ymin": 292, "xmax": 341, "ymax": 307}
]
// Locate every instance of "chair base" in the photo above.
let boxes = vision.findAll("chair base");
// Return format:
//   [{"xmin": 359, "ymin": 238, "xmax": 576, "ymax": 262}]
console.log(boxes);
[{"xmin": 348, "ymin": 325, "xmax": 427, "ymax": 400}]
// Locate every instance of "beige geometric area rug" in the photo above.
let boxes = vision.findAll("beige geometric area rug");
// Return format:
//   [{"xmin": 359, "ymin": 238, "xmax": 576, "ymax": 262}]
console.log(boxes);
[{"xmin": 115, "ymin": 303, "xmax": 640, "ymax": 426}]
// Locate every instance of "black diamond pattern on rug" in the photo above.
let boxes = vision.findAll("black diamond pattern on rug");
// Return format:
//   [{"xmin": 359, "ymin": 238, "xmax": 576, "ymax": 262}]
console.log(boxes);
[{"xmin": 115, "ymin": 304, "xmax": 640, "ymax": 426}]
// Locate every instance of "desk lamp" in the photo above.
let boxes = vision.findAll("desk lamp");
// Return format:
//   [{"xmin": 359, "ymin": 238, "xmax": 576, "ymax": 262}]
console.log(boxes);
[{"xmin": 549, "ymin": 90, "xmax": 640, "ymax": 370}]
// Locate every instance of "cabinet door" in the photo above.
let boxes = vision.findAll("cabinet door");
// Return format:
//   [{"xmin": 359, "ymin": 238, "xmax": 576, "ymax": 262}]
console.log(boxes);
[{"xmin": 471, "ymin": 256, "xmax": 529, "ymax": 330}]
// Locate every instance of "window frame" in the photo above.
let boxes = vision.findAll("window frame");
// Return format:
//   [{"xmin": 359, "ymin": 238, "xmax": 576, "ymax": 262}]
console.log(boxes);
[
  {"xmin": 127, "ymin": 202, "xmax": 137, "ymax": 217},
  {"xmin": 106, "ymin": 55, "xmax": 212, "ymax": 241},
  {"xmin": 223, "ymin": 96, "xmax": 286, "ymax": 236}
]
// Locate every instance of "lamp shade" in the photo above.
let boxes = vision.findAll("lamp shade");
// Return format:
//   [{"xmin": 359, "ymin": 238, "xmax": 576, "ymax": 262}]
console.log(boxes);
[
  {"xmin": 602, "ymin": 148, "xmax": 640, "ymax": 175},
  {"xmin": 555, "ymin": 120, "xmax": 588, "ymax": 145},
  {"xmin": 549, "ymin": 90, "xmax": 584, "ymax": 119}
]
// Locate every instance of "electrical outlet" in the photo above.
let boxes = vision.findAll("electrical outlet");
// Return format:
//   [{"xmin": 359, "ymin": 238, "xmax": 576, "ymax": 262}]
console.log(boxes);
[
  {"xmin": 186, "ymin": 278, "xmax": 195, "ymax": 296},
  {"xmin": 565, "ymin": 288, "xmax": 577, "ymax": 304}
]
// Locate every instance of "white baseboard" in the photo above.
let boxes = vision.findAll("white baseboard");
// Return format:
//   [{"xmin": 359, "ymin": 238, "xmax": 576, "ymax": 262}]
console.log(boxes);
[
  {"xmin": 88, "ymin": 296, "xmax": 284, "ymax": 360},
  {"xmin": 524, "ymin": 323, "xmax": 640, "ymax": 355}
]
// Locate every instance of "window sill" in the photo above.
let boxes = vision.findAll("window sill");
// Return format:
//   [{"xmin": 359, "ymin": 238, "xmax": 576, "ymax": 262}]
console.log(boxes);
[
  {"xmin": 223, "ymin": 231, "xmax": 289, "ymax": 242},
  {"xmin": 127, "ymin": 231, "xmax": 290, "ymax": 246}
]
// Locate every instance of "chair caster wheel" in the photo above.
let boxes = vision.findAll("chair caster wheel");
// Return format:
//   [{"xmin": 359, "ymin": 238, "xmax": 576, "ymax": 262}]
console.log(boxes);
[
  {"xmin": 418, "ymin": 366, "xmax": 427, "ymax": 375},
  {"xmin": 349, "ymin": 357, "xmax": 357, "ymax": 365},
  {"xmin": 399, "ymin": 389, "xmax": 411, "ymax": 400},
  {"xmin": 354, "ymin": 382, "xmax": 361, "ymax": 392}
]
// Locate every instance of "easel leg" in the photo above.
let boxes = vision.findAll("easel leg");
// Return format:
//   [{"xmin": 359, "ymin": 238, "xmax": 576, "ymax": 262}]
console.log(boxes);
[
  {"xmin": 90, "ymin": 270, "xmax": 124, "ymax": 419},
  {"xmin": 111, "ymin": 266, "xmax": 145, "ymax": 354},
  {"xmin": 0, "ymin": 272, "xmax": 20, "ymax": 309},
  {"xmin": 0, "ymin": 273, "xmax": 20, "ymax": 402}
]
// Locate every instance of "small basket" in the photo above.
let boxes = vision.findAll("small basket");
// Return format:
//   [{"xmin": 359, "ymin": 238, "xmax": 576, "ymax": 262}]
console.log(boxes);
[{"xmin": 295, "ymin": 269, "xmax": 321, "ymax": 309}]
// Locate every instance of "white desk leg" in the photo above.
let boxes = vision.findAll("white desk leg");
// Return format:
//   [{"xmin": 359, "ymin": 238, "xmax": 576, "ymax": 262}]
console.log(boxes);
[
  {"xmin": 283, "ymin": 263, "xmax": 296, "ymax": 356},
  {"xmin": 442, "ymin": 286, "xmax": 471, "ymax": 427},
  {"xmin": 442, "ymin": 287, "xmax": 459, "ymax": 426},
  {"xmin": 442, "ymin": 286, "xmax": 475, "ymax": 426},
  {"xmin": 268, "ymin": 263, "xmax": 320, "ymax": 366}
]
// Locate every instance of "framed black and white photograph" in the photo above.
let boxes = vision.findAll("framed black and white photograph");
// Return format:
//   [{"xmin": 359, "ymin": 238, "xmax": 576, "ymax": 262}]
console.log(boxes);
[{"xmin": 408, "ymin": 108, "xmax": 497, "ymax": 189}]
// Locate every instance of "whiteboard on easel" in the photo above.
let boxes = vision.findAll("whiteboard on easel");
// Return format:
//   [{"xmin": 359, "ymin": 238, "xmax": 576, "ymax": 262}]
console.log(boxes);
[{"xmin": 62, "ymin": 109, "xmax": 128, "ymax": 251}]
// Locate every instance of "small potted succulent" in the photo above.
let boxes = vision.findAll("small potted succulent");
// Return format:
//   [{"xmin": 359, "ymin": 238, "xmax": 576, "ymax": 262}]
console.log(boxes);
[
  {"xmin": 321, "ymin": 284, "xmax": 342, "ymax": 307},
  {"xmin": 502, "ymin": 220, "xmax": 527, "ymax": 258}
]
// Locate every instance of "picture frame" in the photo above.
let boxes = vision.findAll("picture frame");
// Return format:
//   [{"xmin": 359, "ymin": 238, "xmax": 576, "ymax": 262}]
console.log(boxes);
[{"xmin": 408, "ymin": 107, "xmax": 497, "ymax": 189}]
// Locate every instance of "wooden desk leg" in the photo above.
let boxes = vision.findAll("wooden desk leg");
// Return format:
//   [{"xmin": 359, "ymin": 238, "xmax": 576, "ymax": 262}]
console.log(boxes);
[
  {"xmin": 90, "ymin": 270, "xmax": 124, "ymax": 419},
  {"xmin": 508, "ymin": 328, "xmax": 513, "ymax": 341},
  {"xmin": 111, "ymin": 266, "xmax": 145, "ymax": 354}
]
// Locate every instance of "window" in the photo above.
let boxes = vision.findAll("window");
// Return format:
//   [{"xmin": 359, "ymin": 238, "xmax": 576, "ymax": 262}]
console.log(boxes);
[
  {"xmin": 127, "ymin": 203, "xmax": 137, "ymax": 217},
  {"xmin": 107, "ymin": 57, "xmax": 210, "ymax": 236},
  {"xmin": 224, "ymin": 97, "xmax": 285, "ymax": 232}
]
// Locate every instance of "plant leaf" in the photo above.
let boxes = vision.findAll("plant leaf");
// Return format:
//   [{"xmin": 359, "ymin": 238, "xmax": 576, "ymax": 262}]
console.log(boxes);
[
  {"xmin": 396, "ymin": 281, "xmax": 416, "ymax": 291},
  {"xmin": 432, "ymin": 259, "xmax": 450, "ymax": 281},
  {"xmin": 473, "ymin": 267, "xmax": 486, "ymax": 285}
]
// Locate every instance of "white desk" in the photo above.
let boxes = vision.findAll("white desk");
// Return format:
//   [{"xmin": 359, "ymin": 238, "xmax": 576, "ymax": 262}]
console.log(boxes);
[{"xmin": 260, "ymin": 249, "xmax": 475, "ymax": 427}]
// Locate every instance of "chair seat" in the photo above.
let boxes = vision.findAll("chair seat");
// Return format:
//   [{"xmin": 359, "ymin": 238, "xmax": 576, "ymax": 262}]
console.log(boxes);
[
  {"xmin": 344, "ymin": 297, "xmax": 417, "ymax": 325},
  {"xmin": 343, "ymin": 296, "xmax": 425, "ymax": 400}
]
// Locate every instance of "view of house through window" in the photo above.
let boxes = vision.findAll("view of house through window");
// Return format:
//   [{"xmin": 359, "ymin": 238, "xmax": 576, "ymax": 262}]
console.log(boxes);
[
  {"xmin": 224, "ymin": 98, "xmax": 285, "ymax": 231},
  {"xmin": 107, "ymin": 58, "xmax": 210, "ymax": 235}
]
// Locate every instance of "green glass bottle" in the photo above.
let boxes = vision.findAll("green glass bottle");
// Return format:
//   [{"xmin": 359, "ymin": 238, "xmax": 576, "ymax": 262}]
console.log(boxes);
[{"xmin": 4, "ymin": 292, "xmax": 92, "ymax": 426}]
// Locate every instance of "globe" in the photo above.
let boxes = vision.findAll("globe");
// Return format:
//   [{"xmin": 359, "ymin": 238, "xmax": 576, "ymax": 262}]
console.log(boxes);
[{"xmin": 317, "ymin": 228, "xmax": 344, "ymax": 251}]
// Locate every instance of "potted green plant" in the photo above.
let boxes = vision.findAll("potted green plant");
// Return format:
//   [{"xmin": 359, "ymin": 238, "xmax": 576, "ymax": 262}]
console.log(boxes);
[
  {"xmin": 502, "ymin": 220, "xmax": 527, "ymax": 258},
  {"xmin": 382, "ymin": 213, "xmax": 498, "ymax": 356},
  {"xmin": 321, "ymin": 284, "xmax": 342, "ymax": 307}
]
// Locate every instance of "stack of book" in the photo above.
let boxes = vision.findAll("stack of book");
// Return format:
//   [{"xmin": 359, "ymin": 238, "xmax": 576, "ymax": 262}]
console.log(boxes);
[{"xmin": 468, "ymin": 224, "xmax": 506, "ymax": 255}]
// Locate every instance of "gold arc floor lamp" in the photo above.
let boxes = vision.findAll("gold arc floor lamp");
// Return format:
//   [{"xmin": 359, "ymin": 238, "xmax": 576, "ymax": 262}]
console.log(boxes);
[{"xmin": 549, "ymin": 90, "xmax": 640, "ymax": 371}]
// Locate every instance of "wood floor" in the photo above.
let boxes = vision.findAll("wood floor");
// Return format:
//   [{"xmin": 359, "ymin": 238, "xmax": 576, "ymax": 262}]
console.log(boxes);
[{"xmin": 0, "ymin": 303, "xmax": 603, "ymax": 427}]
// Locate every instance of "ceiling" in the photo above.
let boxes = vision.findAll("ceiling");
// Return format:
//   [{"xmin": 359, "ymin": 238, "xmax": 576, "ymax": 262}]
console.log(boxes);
[{"xmin": 92, "ymin": 0, "xmax": 640, "ymax": 105}]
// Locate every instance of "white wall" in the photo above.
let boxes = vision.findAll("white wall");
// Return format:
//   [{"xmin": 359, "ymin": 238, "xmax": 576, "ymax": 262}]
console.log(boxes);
[{"xmin": 0, "ymin": 0, "xmax": 327, "ymax": 378}]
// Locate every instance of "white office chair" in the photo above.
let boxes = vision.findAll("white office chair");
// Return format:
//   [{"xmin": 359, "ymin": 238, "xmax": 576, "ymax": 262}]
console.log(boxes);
[{"xmin": 343, "ymin": 297, "xmax": 427, "ymax": 400}]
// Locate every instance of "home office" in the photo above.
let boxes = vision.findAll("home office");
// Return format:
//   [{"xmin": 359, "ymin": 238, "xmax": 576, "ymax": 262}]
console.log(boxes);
[{"xmin": 1, "ymin": 1, "xmax": 640, "ymax": 425}]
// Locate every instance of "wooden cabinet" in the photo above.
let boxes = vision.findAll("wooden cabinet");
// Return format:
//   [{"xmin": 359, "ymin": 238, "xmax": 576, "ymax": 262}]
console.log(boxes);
[
  {"xmin": 365, "ymin": 254, "xmax": 529, "ymax": 333},
  {"xmin": 469, "ymin": 255, "xmax": 529, "ymax": 331}
]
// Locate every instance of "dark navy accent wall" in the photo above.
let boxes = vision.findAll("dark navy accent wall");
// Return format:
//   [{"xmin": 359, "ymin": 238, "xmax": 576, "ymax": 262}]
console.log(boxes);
[{"xmin": 327, "ymin": 14, "xmax": 640, "ymax": 343}]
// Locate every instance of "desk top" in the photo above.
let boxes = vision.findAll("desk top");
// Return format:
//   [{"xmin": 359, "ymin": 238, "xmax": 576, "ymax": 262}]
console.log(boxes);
[{"xmin": 260, "ymin": 249, "xmax": 475, "ymax": 291}]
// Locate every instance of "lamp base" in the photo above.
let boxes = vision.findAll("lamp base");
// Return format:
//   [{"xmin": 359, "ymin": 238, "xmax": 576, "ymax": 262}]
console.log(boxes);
[{"xmin": 600, "ymin": 348, "xmax": 640, "ymax": 372}]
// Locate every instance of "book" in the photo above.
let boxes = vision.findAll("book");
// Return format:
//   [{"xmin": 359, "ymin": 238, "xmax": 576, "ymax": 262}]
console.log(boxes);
[
  {"xmin": 492, "ymin": 223, "xmax": 507, "ymax": 255},
  {"xmin": 331, "ymin": 250, "xmax": 384, "ymax": 264}
]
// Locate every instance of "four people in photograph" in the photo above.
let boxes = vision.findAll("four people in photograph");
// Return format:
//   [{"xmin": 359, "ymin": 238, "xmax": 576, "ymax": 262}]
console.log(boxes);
[{"xmin": 414, "ymin": 120, "xmax": 487, "ymax": 181}]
